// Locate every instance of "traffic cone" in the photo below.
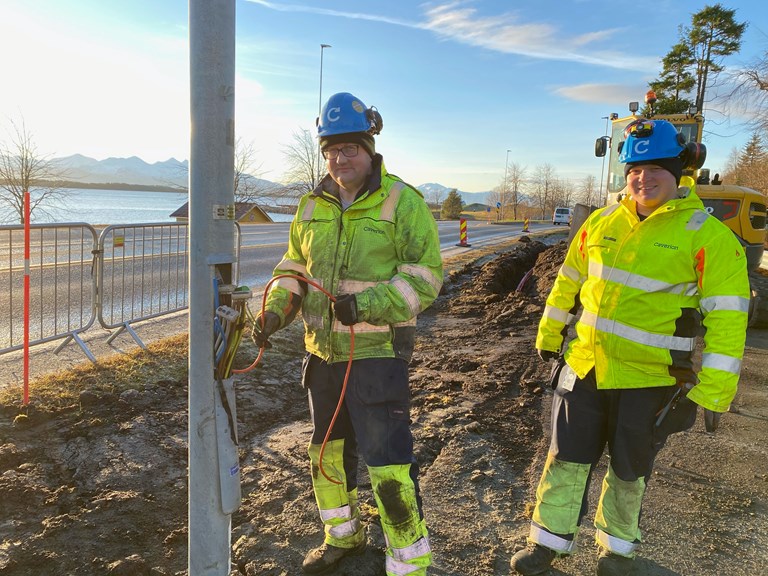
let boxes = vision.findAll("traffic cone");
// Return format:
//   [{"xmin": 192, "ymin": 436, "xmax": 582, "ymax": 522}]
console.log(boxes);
[{"xmin": 455, "ymin": 218, "xmax": 471, "ymax": 247}]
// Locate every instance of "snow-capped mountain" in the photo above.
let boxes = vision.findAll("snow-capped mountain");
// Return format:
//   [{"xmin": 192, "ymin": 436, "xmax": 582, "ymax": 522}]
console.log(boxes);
[
  {"xmin": 48, "ymin": 155, "xmax": 492, "ymax": 201},
  {"xmin": 51, "ymin": 154, "xmax": 189, "ymax": 188},
  {"xmin": 416, "ymin": 182, "xmax": 492, "ymax": 205}
]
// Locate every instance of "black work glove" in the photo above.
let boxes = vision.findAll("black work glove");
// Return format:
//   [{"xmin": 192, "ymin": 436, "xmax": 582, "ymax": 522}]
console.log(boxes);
[
  {"xmin": 537, "ymin": 349, "xmax": 559, "ymax": 362},
  {"xmin": 251, "ymin": 311, "xmax": 280, "ymax": 349},
  {"xmin": 333, "ymin": 294, "xmax": 358, "ymax": 326},
  {"xmin": 655, "ymin": 393, "xmax": 698, "ymax": 437}
]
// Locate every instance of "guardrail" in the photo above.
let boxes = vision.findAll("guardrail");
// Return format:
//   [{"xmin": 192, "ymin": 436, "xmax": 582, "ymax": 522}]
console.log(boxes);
[{"xmin": 0, "ymin": 221, "xmax": 241, "ymax": 361}]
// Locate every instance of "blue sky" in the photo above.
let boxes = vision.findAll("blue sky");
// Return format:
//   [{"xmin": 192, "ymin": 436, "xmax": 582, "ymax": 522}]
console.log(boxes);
[{"xmin": 1, "ymin": 0, "xmax": 766, "ymax": 193}]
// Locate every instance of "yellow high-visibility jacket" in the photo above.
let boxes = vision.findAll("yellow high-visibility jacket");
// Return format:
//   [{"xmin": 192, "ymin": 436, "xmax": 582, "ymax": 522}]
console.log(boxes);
[
  {"xmin": 264, "ymin": 157, "xmax": 443, "ymax": 364},
  {"xmin": 537, "ymin": 190, "xmax": 750, "ymax": 412}
]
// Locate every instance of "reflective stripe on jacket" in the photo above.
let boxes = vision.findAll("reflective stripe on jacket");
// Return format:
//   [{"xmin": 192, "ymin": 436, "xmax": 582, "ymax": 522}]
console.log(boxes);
[
  {"xmin": 536, "ymin": 189, "xmax": 749, "ymax": 412},
  {"xmin": 265, "ymin": 157, "xmax": 443, "ymax": 363}
]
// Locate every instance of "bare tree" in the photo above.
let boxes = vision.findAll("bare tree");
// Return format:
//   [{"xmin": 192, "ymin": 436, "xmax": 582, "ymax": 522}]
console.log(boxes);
[
  {"xmin": 577, "ymin": 174, "xmax": 599, "ymax": 208},
  {"xmin": 232, "ymin": 138, "xmax": 271, "ymax": 203},
  {"xmin": 549, "ymin": 178, "xmax": 574, "ymax": 209},
  {"xmin": 159, "ymin": 137, "xmax": 270, "ymax": 201},
  {"xmin": 721, "ymin": 131, "xmax": 768, "ymax": 192},
  {"xmin": 281, "ymin": 129, "xmax": 323, "ymax": 201},
  {"xmin": 726, "ymin": 47, "xmax": 768, "ymax": 133},
  {"xmin": 506, "ymin": 162, "xmax": 526, "ymax": 220},
  {"xmin": 0, "ymin": 119, "xmax": 68, "ymax": 224},
  {"xmin": 531, "ymin": 163, "xmax": 557, "ymax": 219},
  {"xmin": 424, "ymin": 187, "xmax": 446, "ymax": 209}
]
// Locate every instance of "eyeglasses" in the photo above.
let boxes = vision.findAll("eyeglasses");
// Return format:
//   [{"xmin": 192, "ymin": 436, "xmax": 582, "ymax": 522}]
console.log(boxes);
[
  {"xmin": 322, "ymin": 144, "xmax": 360, "ymax": 160},
  {"xmin": 624, "ymin": 120, "xmax": 655, "ymax": 138}
]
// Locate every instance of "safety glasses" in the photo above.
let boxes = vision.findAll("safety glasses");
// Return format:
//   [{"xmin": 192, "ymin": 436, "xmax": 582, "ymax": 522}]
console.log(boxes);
[{"xmin": 322, "ymin": 144, "xmax": 360, "ymax": 160}]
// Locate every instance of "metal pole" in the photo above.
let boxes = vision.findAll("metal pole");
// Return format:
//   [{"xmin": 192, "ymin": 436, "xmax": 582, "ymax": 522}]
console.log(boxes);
[
  {"xmin": 317, "ymin": 44, "xmax": 331, "ymax": 183},
  {"xmin": 189, "ymin": 1, "xmax": 237, "ymax": 574},
  {"xmin": 23, "ymin": 189, "xmax": 30, "ymax": 405},
  {"xmin": 502, "ymin": 149, "xmax": 510, "ymax": 221}
]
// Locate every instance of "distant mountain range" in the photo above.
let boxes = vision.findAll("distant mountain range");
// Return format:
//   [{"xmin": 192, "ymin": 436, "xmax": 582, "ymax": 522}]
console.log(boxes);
[
  {"xmin": 49, "ymin": 155, "xmax": 492, "ymax": 204},
  {"xmin": 51, "ymin": 154, "xmax": 189, "ymax": 188}
]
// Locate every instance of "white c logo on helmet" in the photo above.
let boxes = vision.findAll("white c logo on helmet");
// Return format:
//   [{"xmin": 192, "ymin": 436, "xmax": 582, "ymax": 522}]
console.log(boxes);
[
  {"xmin": 327, "ymin": 106, "xmax": 341, "ymax": 123},
  {"xmin": 633, "ymin": 140, "xmax": 650, "ymax": 155}
]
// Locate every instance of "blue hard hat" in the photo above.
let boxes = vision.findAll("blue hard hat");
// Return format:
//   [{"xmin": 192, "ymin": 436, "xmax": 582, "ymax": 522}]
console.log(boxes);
[
  {"xmin": 317, "ymin": 92, "xmax": 382, "ymax": 137},
  {"xmin": 618, "ymin": 119, "xmax": 685, "ymax": 164}
]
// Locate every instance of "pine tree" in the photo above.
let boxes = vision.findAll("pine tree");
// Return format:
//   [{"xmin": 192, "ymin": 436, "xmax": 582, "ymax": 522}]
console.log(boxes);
[
  {"xmin": 440, "ymin": 189, "xmax": 463, "ymax": 220},
  {"xmin": 648, "ymin": 4, "xmax": 746, "ymax": 115},
  {"xmin": 648, "ymin": 42, "xmax": 696, "ymax": 115}
]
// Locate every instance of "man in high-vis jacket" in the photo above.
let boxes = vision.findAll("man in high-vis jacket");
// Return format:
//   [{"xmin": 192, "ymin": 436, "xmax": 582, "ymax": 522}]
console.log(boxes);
[
  {"xmin": 511, "ymin": 119, "xmax": 750, "ymax": 576},
  {"xmin": 253, "ymin": 92, "xmax": 442, "ymax": 575}
]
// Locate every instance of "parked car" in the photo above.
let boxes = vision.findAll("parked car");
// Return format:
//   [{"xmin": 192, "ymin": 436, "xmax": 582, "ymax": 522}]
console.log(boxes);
[{"xmin": 553, "ymin": 207, "xmax": 573, "ymax": 226}]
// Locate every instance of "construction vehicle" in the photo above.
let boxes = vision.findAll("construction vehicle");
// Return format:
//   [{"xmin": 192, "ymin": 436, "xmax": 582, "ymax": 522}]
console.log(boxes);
[
  {"xmin": 594, "ymin": 91, "xmax": 767, "ymax": 433},
  {"xmin": 594, "ymin": 90, "xmax": 766, "ymax": 274}
]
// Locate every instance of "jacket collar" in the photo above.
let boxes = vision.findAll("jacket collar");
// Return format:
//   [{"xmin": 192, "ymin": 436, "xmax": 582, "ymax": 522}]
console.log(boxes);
[{"xmin": 620, "ymin": 186, "xmax": 705, "ymax": 219}]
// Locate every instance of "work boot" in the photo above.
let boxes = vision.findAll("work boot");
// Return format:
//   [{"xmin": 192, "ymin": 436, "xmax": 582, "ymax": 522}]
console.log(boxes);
[
  {"xmin": 302, "ymin": 541, "xmax": 366, "ymax": 574},
  {"xmin": 510, "ymin": 543, "xmax": 556, "ymax": 575},
  {"xmin": 596, "ymin": 549, "xmax": 636, "ymax": 576}
]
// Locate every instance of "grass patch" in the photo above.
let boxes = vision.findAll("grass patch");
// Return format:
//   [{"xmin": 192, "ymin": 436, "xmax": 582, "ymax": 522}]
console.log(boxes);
[{"xmin": 0, "ymin": 334, "xmax": 189, "ymax": 411}]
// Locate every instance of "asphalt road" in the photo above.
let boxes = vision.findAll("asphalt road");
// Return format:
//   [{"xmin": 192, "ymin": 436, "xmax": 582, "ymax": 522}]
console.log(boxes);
[{"xmin": 236, "ymin": 220, "xmax": 557, "ymax": 288}]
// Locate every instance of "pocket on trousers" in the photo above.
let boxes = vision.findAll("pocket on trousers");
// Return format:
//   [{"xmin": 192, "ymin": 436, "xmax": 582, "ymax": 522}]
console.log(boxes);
[
  {"xmin": 549, "ymin": 357, "xmax": 567, "ymax": 390},
  {"xmin": 653, "ymin": 394, "xmax": 697, "ymax": 444}
]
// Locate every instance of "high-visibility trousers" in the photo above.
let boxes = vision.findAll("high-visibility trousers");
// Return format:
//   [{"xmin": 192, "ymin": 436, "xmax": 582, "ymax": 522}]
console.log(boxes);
[
  {"xmin": 528, "ymin": 366, "xmax": 681, "ymax": 558},
  {"xmin": 304, "ymin": 354, "xmax": 432, "ymax": 573}
]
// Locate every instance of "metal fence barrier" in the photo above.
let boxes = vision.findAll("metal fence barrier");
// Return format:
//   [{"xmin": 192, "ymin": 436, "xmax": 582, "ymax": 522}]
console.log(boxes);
[
  {"xmin": 1, "ymin": 221, "xmax": 241, "ymax": 361},
  {"xmin": 0, "ymin": 223, "xmax": 99, "ymax": 360}
]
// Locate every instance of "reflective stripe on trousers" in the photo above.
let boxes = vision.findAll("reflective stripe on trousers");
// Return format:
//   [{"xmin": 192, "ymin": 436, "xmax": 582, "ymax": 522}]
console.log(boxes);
[{"xmin": 529, "ymin": 366, "xmax": 671, "ymax": 557}]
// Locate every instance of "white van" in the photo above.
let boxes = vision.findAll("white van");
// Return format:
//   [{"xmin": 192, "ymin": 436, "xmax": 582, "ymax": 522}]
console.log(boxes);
[{"xmin": 552, "ymin": 207, "xmax": 572, "ymax": 226}]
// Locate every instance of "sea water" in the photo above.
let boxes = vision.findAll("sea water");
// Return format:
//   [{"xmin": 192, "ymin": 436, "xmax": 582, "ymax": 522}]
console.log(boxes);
[{"xmin": 0, "ymin": 188, "xmax": 293, "ymax": 225}]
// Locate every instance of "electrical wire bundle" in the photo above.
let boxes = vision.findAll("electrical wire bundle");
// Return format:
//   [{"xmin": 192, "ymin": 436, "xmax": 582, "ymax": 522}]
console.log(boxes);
[{"xmin": 213, "ymin": 278, "xmax": 254, "ymax": 380}]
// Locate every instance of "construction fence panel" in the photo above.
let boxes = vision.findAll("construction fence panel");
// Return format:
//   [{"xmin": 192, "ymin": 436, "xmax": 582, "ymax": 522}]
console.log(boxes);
[
  {"xmin": 0, "ymin": 223, "xmax": 98, "ymax": 355},
  {"xmin": 97, "ymin": 221, "xmax": 241, "ymax": 329},
  {"xmin": 1, "ymin": 221, "xmax": 242, "ymax": 358}
]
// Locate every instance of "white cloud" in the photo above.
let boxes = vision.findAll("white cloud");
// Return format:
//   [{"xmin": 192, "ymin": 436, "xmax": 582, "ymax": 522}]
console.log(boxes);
[
  {"xmin": 554, "ymin": 83, "xmax": 650, "ymax": 106},
  {"xmin": 248, "ymin": 0, "xmax": 660, "ymax": 71}
]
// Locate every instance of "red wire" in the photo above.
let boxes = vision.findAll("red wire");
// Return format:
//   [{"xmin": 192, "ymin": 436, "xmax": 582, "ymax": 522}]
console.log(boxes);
[{"xmin": 232, "ymin": 273, "xmax": 353, "ymax": 485}]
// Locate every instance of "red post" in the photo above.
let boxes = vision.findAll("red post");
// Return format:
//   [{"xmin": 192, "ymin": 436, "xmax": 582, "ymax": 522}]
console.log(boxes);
[
  {"xmin": 23, "ymin": 190, "xmax": 30, "ymax": 404},
  {"xmin": 455, "ymin": 218, "xmax": 471, "ymax": 247}
]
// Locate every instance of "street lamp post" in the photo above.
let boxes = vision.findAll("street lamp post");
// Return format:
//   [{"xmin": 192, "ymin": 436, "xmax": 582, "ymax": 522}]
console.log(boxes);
[
  {"xmin": 502, "ymin": 149, "xmax": 511, "ymax": 221},
  {"xmin": 317, "ymin": 44, "xmax": 331, "ymax": 182},
  {"xmin": 319, "ymin": 44, "xmax": 331, "ymax": 117}
]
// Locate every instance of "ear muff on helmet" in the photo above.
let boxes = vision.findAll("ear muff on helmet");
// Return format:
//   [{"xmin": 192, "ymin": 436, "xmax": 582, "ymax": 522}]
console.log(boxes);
[
  {"xmin": 680, "ymin": 142, "xmax": 706, "ymax": 170},
  {"xmin": 365, "ymin": 107, "xmax": 383, "ymax": 135}
]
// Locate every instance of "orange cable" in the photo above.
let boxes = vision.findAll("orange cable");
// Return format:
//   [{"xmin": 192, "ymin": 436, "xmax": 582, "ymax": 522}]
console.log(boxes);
[{"xmin": 232, "ymin": 273, "xmax": 353, "ymax": 485}]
